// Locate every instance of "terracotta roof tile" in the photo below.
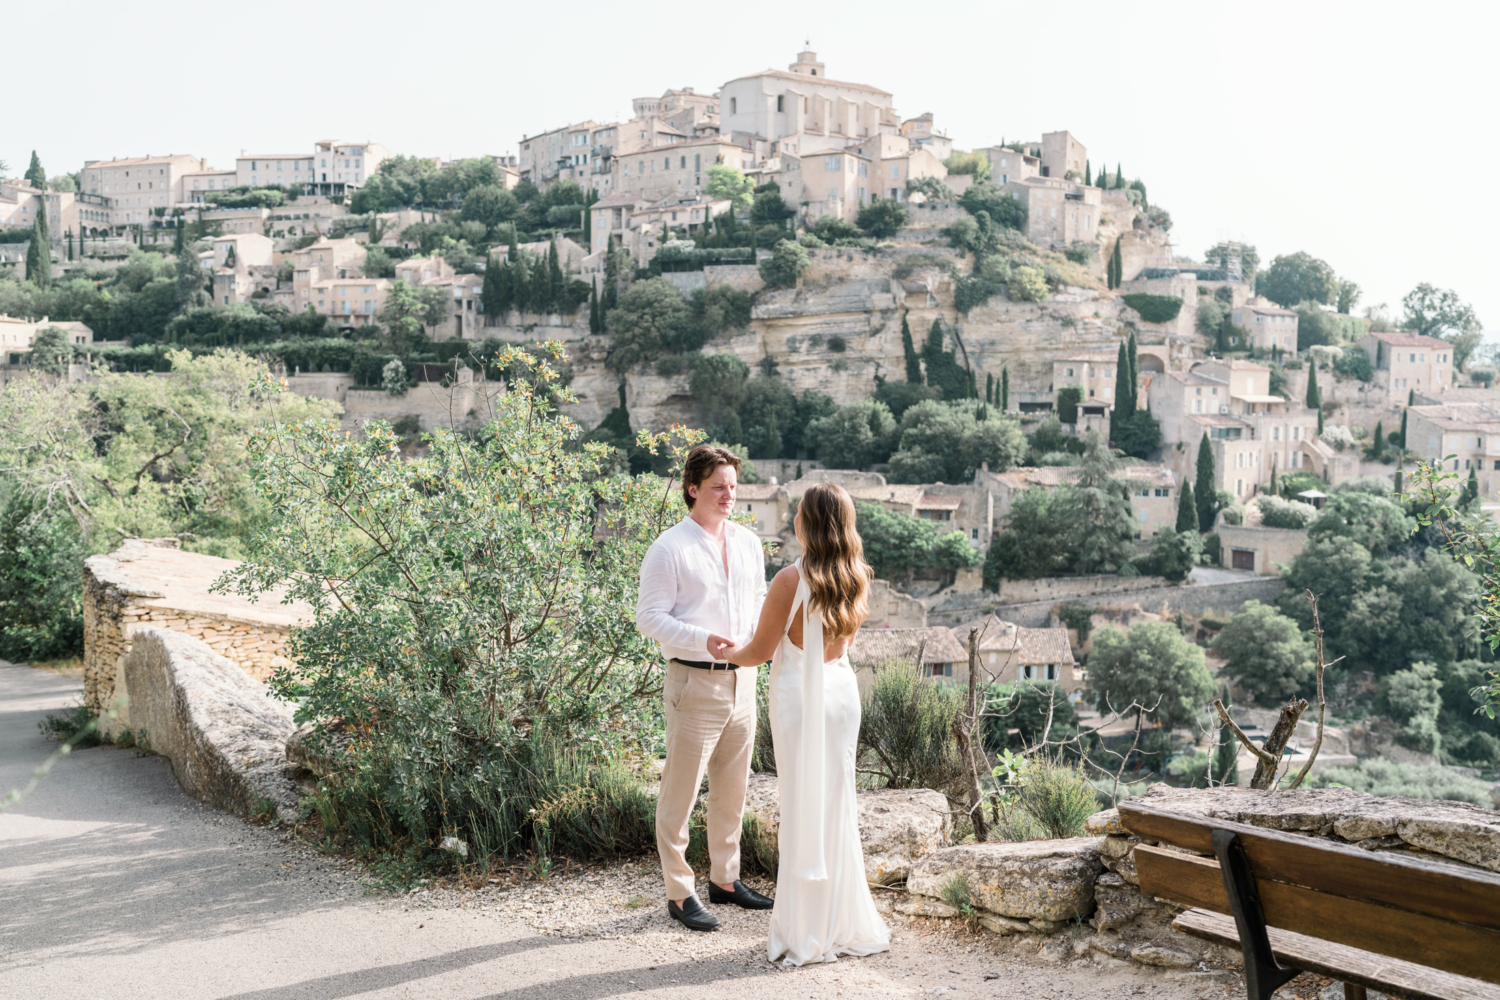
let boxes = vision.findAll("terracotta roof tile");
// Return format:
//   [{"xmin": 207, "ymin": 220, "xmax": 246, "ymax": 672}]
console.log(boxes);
[{"xmin": 850, "ymin": 627, "xmax": 968, "ymax": 668}]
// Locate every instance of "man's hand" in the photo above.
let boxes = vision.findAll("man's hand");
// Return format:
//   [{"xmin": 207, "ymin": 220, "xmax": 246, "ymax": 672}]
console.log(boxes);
[{"xmin": 706, "ymin": 634, "xmax": 735, "ymax": 661}]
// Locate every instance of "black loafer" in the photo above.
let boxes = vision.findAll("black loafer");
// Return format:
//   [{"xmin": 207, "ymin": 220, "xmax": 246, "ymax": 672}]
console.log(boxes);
[
  {"xmin": 667, "ymin": 896, "xmax": 721, "ymax": 932},
  {"xmin": 708, "ymin": 880, "xmax": 774, "ymax": 910}
]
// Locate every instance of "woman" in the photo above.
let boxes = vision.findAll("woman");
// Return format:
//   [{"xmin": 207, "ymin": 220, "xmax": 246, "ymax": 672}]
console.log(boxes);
[{"xmin": 727, "ymin": 482, "xmax": 891, "ymax": 966}]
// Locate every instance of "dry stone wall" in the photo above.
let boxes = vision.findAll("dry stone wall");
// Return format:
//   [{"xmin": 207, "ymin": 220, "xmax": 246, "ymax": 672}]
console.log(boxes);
[{"xmin": 82, "ymin": 539, "xmax": 310, "ymax": 732}]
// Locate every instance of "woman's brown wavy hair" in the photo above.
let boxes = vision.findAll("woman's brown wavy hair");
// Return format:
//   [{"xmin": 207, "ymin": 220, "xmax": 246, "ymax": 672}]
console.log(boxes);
[{"xmin": 797, "ymin": 483, "xmax": 872, "ymax": 640}]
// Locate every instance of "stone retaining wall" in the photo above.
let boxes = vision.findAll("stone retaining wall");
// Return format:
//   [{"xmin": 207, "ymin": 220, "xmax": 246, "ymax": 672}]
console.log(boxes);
[
  {"xmin": 986, "ymin": 576, "xmax": 1287, "ymax": 628},
  {"xmin": 82, "ymin": 539, "xmax": 310, "ymax": 730}
]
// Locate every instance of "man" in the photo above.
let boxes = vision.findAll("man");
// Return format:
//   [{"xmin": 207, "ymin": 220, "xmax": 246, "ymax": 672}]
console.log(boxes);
[{"xmin": 636, "ymin": 444, "xmax": 774, "ymax": 932}]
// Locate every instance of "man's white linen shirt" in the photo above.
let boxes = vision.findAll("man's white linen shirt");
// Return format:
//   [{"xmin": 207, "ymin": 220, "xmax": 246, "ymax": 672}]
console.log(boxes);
[{"xmin": 636, "ymin": 516, "xmax": 767, "ymax": 662}]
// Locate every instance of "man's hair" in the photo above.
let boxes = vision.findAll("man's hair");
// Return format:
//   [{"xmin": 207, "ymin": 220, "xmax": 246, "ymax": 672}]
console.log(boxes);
[{"xmin": 681, "ymin": 444, "xmax": 742, "ymax": 509}]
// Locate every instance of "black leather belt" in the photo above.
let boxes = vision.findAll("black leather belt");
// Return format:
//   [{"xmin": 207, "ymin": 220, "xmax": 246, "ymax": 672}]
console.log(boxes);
[{"xmin": 671, "ymin": 658, "xmax": 736, "ymax": 671}]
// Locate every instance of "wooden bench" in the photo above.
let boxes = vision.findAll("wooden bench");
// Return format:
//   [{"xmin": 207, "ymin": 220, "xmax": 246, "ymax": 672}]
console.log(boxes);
[{"xmin": 1117, "ymin": 801, "xmax": 1500, "ymax": 1000}]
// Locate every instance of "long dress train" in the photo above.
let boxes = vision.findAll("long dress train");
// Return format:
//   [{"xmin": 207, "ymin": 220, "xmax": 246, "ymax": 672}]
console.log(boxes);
[{"xmin": 766, "ymin": 561, "xmax": 890, "ymax": 966}]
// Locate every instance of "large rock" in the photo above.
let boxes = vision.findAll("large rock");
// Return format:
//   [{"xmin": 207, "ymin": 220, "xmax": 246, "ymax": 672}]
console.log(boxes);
[
  {"xmin": 1130, "ymin": 784, "xmax": 1500, "ymax": 871},
  {"xmin": 744, "ymin": 773, "xmax": 950, "ymax": 884},
  {"xmin": 907, "ymin": 838, "xmax": 1103, "ymax": 922},
  {"xmin": 123, "ymin": 627, "xmax": 299, "ymax": 821}
]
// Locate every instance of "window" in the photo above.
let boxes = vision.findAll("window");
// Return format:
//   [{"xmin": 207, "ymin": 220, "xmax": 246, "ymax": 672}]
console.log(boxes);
[
  {"xmin": 777, "ymin": 95, "xmax": 784, "ymax": 112},
  {"xmin": 824, "ymin": 156, "xmax": 840, "ymax": 172},
  {"xmin": 858, "ymin": 161, "xmax": 868, "ymax": 177},
  {"xmin": 1064, "ymin": 367, "xmax": 1074, "ymax": 377},
  {"xmin": 729, "ymin": 97, "xmax": 737, "ymax": 114},
  {"xmin": 890, "ymin": 165, "xmax": 899, "ymax": 179},
  {"xmin": 971, "ymin": 528, "xmax": 979, "ymax": 540},
  {"xmin": 929, "ymin": 663, "xmax": 952, "ymax": 677}
]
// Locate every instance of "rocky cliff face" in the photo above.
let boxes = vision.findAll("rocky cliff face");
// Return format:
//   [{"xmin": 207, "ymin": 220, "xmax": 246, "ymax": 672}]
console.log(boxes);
[{"xmin": 533, "ymin": 228, "xmax": 1194, "ymax": 437}]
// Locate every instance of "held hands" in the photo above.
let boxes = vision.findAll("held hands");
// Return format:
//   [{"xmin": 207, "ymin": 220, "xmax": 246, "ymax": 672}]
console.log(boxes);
[{"xmin": 706, "ymin": 634, "xmax": 737, "ymax": 661}]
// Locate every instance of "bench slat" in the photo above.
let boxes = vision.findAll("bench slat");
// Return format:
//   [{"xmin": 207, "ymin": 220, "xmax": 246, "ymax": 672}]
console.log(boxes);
[
  {"xmin": 1173, "ymin": 908, "xmax": 1497, "ymax": 1000},
  {"xmin": 1136, "ymin": 846, "xmax": 1500, "ymax": 983},
  {"xmin": 1119, "ymin": 801, "xmax": 1500, "ymax": 931}
]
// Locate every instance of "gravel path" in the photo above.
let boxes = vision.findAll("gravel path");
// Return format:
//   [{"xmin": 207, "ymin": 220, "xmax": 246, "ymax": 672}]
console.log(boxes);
[{"xmin": 1, "ymin": 661, "xmax": 1277, "ymax": 999}]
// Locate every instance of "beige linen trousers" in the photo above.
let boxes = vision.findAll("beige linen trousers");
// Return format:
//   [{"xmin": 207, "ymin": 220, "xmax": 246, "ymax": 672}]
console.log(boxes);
[{"xmin": 656, "ymin": 660, "xmax": 756, "ymax": 900}]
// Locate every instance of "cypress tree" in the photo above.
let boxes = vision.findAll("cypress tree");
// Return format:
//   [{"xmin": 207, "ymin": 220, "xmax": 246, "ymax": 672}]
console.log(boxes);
[
  {"xmin": 1114, "ymin": 162, "xmax": 1124, "ymax": 189},
  {"xmin": 1084, "ymin": 160, "xmax": 1092, "ymax": 187},
  {"xmin": 1000, "ymin": 367, "xmax": 1009, "ymax": 411},
  {"xmin": 1317, "ymin": 404, "xmax": 1324, "ymax": 436},
  {"xmin": 66, "ymin": 227, "xmax": 74, "ymax": 261},
  {"xmin": 1126, "ymin": 331, "xmax": 1139, "ymax": 410},
  {"xmin": 1371, "ymin": 420, "xmax": 1384, "ymax": 458},
  {"xmin": 901, "ymin": 311, "xmax": 922, "ymax": 383},
  {"xmin": 583, "ymin": 190, "xmax": 593, "ymax": 244},
  {"xmin": 1408, "ymin": 388, "xmax": 1415, "ymax": 406},
  {"xmin": 1110, "ymin": 338, "xmax": 1130, "ymax": 438},
  {"xmin": 588, "ymin": 283, "xmax": 601, "ymax": 334},
  {"xmin": 547, "ymin": 235, "xmax": 564, "ymax": 313},
  {"xmin": 604, "ymin": 244, "xmax": 620, "ymax": 309},
  {"xmin": 25, "ymin": 203, "xmax": 50, "ymax": 288},
  {"xmin": 966, "ymin": 367, "xmax": 977, "ymax": 399},
  {"xmin": 1465, "ymin": 466, "xmax": 1480, "ymax": 507},
  {"xmin": 986, "ymin": 371, "xmax": 994, "ymax": 405},
  {"xmin": 1107, "ymin": 238, "xmax": 1123, "ymax": 289},
  {"xmin": 507, "ymin": 226, "xmax": 520, "ymax": 263},
  {"xmin": 1176, "ymin": 481, "xmax": 1199, "ymax": 533},
  {"xmin": 24, "ymin": 151, "xmax": 45, "ymax": 191},
  {"xmin": 1305, "ymin": 363, "xmax": 1321, "ymax": 410},
  {"xmin": 172, "ymin": 215, "xmax": 183, "ymax": 255},
  {"xmin": 1398, "ymin": 408, "xmax": 1408, "ymax": 449},
  {"xmin": 1211, "ymin": 711, "xmax": 1239, "ymax": 785},
  {"xmin": 512, "ymin": 253, "xmax": 532, "ymax": 314},
  {"xmin": 1195, "ymin": 432, "xmax": 1217, "ymax": 531}
]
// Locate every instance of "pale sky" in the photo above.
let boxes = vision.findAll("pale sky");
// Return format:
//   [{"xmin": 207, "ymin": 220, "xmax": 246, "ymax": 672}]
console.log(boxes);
[{"xmin": 8, "ymin": 0, "xmax": 1495, "ymax": 331}]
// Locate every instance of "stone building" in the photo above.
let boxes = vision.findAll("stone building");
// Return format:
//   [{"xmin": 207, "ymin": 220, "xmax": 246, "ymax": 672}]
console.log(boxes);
[
  {"xmin": 0, "ymin": 314, "xmax": 93, "ymax": 365},
  {"xmin": 846, "ymin": 482, "xmax": 993, "ymax": 550},
  {"xmin": 1229, "ymin": 301, "xmax": 1299, "ymax": 352},
  {"xmin": 1406, "ymin": 401, "xmax": 1500, "ymax": 502},
  {"xmin": 79, "ymin": 153, "xmax": 213, "ymax": 230},
  {"xmin": 719, "ymin": 50, "xmax": 899, "ymax": 146},
  {"xmin": 1217, "ymin": 523, "xmax": 1310, "ymax": 574},
  {"xmin": 1001, "ymin": 176, "xmax": 1101, "ymax": 249},
  {"xmin": 1148, "ymin": 359, "xmax": 1322, "ymax": 501},
  {"xmin": 981, "ymin": 145, "xmax": 1040, "ymax": 185},
  {"xmin": 737, "ymin": 481, "xmax": 790, "ymax": 538},
  {"xmin": 1040, "ymin": 130, "xmax": 1087, "ymax": 180},
  {"xmin": 234, "ymin": 152, "xmax": 319, "ymax": 189},
  {"xmin": 848, "ymin": 626, "xmax": 970, "ymax": 690},
  {"xmin": 951, "ymin": 615, "xmax": 1081, "ymax": 694},
  {"xmin": 612, "ymin": 136, "xmax": 755, "ymax": 201},
  {"xmin": 1359, "ymin": 330, "xmax": 1454, "ymax": 405},
  {"xmin": 308, "ymin": 140, "xmax": 390, "ymax": 197},
  {"xmin": 978, "ymin": 465, "xmax": 1178, "ymax": 540},
  {"xmin": 209, "ymin": 233, "xmax": 275, "ymax": 306}
]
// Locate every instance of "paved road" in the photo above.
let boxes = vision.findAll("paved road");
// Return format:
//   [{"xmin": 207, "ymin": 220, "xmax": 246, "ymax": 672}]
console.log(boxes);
[{"xmin": 0, "ymin": 663, "xmax": 1238, "ymax": 999}]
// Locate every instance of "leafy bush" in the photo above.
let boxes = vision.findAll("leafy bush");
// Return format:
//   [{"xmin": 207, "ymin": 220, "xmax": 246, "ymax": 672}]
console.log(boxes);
[
  {"xmin": 380, "ymin": 358, "xmax": 409, "ymax": 396},
  {"xmin": 220, "ymin": 347, "xmax": 693, "ymax": 862},
  {"xmin": 1319, "ymin": 424, "xmax": 1355, "ymax": 451},
  {"xmin": 758, "ymin": 240, "xmax": 809, "ymax": 288},
  {"xmin": 1385, "ymin": 661, "xmax": 1443, "ymax": 753},
  {"xmin": 1056, "ymin": 385, "xmax": 1083, "ymax": 424},
  {"xmin": 958, "ymin": 183, "xmax": 1027, "ymax": 231},
  {"xmin": 0, "ymin": 492, "xmax": 87, "ymax": 662},
  {"xmin": 1120, "ymin": 294, "xmax": 1184, "ymax": 324},
  {"xmin": 856, "ymin": 198, "xmax": 908, "ymax": 238},
  {"xmin": 1333, "ymin": 349, "xmax": 1374, "ymax": 382},
  {"xmin": 984, "ymin": 682, "xmax": 1078, "ymax": 750},
  {"xmin": 857, "ymin": 661, "xmax": 964, "ymax": 793},
  {"xmin": 204, "ymin": 187, "xmax": 285, "ymax": 209},
  {"xmin": 1063, "ymin": 243, "xmax": 1095, "ymax": 265},
  {"xmin": 1256, "ymin": 495, "xmax": 1318, "ymax": 529},
  {"xmin": 38, "ymin": 702, "xmax": 101, "ymax": 748},
  {"xmin": 1087, "ymin": 623, "xmax": 1216, "ymax": 729},
  {"xmin": 1309, "ymin": 760, "xmax": 1492, "ymax": 805},
  {"xmin": 1007, "ymin": 265, "xmax": 1048, "ymax": 302},
  {"xmin": 1014, "ymin": 753, "xmax": 1099, "ymax": 839},
  {"xmin": 1142, "ymin": 526, "xmax": 1202, "ymax": 583},
  {"xmin": 906, "ymin": 176, "xmax": 956, "ymax": 201}
]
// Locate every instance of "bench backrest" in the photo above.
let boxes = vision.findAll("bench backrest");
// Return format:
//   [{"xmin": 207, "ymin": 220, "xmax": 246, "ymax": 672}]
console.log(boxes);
[{"xmin": 1117, "ymin": 801, "xmax": 1500, "ymax": 984}]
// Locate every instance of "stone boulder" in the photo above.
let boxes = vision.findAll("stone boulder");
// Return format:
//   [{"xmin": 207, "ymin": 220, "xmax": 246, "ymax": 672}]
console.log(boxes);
[
  {"xmin": 1128, "ymin": 783, "xmax": 1500, "ymax": 871},
  {"xmin": 744, "ymin": 773, "xmax": 950, "ymax": 883},
  {"xmin": 907, "ymin": 837, "xmax": 1103, "ymax": 923},
  {"xmin": 123, "ymin": 627, "xmax": 299, "ymax": 821}
]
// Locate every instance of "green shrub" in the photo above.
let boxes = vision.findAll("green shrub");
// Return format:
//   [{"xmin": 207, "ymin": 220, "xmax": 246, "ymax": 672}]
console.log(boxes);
[
  {"xmin": 1056, "ymin": 385, "xmax": 1083, "ymax": 424},
  {"xmin": 939, "ymin": 871, "xmax": 977, "ymax": 918},
  {"xmin": 1255, "ymin": 495, "xmax": 1318, "ymax": 529},
  {"xmin": 220, "ymin": 348, "xmax": 690, "ymax": 864},
  {"xmin": 752, "ymin": 674, "xmax": 776, "ymax": 774},
  {"xmin": 858, "ymin": 661, "xmax": 964, "ymax": 793},
  {"xmin": 1309, "ymin": 760, "xmax": 1492, "ymax": 805},
  {"xmin": 1063, "ymin": 244, "xmax": 1095, "ymax": 265},
  {"xmin": 0, "ymin": 492, "xmax": 88, "ymax": 662},
  {"xmin": 1014, "ymin": 752, "xmax": 1099, "ymax": 838},
  {"xmin": 984, "ymin": 681, "xmax": 1078, "ymax": 751},
  {"xmin": 1007, "ymin": 265, "xmax": 1049, "ymax": 303},
  {"xmin": 37, "ymin": 702, "xmax": 101, "ymax": 748},
  {"xmin": 759, "ymin": 240, "xmax": 809, "ymax": 288},
  {"xmin": 1333, "ymin": 349, "xmax": 1373, "ymax": 382},
  {"xmin": 1120, "ymin": 293, "xmax": 1184, "ymax": 324}
]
